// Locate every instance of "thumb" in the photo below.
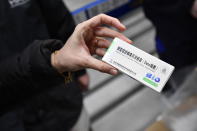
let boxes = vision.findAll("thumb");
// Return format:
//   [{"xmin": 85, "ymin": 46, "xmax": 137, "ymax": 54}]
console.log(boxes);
[{"xmin": 86, "ymin": 56, "xmax": 118, "ymax": 75}]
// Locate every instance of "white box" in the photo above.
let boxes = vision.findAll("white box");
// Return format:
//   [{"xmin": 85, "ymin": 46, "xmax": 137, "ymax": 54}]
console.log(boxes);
[{"xmin": 102, "ymin": 38, "xmax": 175, "ymax": 92}]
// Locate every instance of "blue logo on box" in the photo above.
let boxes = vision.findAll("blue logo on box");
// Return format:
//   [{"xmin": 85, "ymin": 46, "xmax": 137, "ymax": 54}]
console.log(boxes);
[{"xmin": 146, "ymin": 73, "xmax": 160, "ymax": 83}]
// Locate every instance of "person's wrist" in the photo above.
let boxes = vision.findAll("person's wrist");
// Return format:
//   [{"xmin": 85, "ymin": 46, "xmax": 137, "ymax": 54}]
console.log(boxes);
[{"xmin": 51, "ymin": 50, "xmax": 65, "ymax": 73}]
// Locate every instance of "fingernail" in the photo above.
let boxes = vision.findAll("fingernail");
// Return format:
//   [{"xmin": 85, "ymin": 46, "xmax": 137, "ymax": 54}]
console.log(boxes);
[
  {"xmin": 128, "ymin": 39, "xmax": 132, "ymax": 43},
  {"xmin": 110, "ymin": 69, "xmax": 118, "ymax": 75}
]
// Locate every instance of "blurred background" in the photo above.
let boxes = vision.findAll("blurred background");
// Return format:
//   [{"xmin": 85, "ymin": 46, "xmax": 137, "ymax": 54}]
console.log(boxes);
[{"xmin": 63, "ymin": 0, "xmax": 197, "ymax": 131}]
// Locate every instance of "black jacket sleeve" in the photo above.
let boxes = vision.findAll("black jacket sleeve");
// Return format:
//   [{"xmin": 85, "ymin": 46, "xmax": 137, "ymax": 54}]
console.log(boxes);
[
  {"xmin": 0, "ymin": 39, "xmax": 65, "ymax": 107},
  {"xmin": 36, "ymin": 0, "xmax": 75, "ymax": 43}
]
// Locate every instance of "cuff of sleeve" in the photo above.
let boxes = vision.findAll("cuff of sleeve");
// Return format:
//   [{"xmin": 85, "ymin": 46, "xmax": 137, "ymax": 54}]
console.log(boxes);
[{"xmin": 29, "ymin": 39, "xmax": 65, "ymax": 86}]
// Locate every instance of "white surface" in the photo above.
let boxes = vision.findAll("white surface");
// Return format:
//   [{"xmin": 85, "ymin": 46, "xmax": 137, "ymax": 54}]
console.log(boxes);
[
  {"xmin": 92, "ymin": 88, "xmax": 164, "ymax": 131},
  {"xmin": 84, "ymin": 74, "xmax": 140, "ymax": 116},
  {"xmin": 87, "ymin": 69, "xmax": 112, "ymax": 89}
]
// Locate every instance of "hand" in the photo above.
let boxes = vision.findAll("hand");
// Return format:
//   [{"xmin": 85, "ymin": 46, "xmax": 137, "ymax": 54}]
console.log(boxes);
[{"xmin": 51, "ymin": 14, "xmax": 132, "ymax": 75}]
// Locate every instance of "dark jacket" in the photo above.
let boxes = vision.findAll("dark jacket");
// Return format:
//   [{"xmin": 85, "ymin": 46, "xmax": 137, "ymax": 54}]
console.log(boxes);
[
  {"xmin": 0, "ymin": 0, "xmax": 82, "ymax": 130},
  {"xmin": 143, "ymin": 0, "xmax": 197, "ymax": 68}
]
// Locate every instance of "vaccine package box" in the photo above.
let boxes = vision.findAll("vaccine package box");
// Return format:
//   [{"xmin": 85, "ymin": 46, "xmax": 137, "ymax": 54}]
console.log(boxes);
[{"xmin": 102, "ymin": 38, "xmax": 175, "ymax": 92}]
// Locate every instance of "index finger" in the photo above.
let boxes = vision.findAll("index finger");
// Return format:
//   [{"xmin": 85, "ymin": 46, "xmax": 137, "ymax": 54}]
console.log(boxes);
[{"xmin": 85, "ymin": 14, "xmax": 126, "ymax": 31}]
